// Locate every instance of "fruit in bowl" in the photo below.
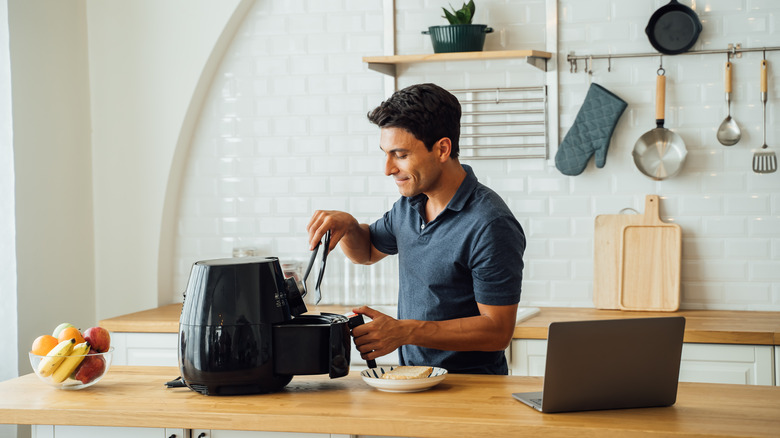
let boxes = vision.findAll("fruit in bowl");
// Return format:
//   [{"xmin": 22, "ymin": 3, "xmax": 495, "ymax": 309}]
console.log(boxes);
[{"xmin": 29, "ymin": 325, "xmax": 113, "ymax": 390}]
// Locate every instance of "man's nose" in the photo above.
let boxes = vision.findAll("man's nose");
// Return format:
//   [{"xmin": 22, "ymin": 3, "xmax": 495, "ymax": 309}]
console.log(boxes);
[{"xmin": 384, "ymin": 157, "xmax": 396, "ymax": 176}]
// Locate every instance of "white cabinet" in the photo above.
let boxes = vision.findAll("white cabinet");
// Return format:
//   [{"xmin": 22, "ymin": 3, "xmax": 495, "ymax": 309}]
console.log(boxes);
[
  {"xmin": 508, "ymin": 339, "xmax": 547, "ymax": 377},
  {"xmin": 110, "ymin": 331, "xmax": 398, "ymax": 370},
  {"xmin": 509, "ymin": 339, "xmax": 776, "ymax": 386},
  {"xmin": 679, "ymin": 343, "xmax": 774, "ymax": 386},
  {"xmin": 32, "ymin": 425, "xmax": 177, "ymax": 437},
  {"xmin": 195, "ymin": 431, "xmax": 350, "ymax": 438},
  {"xmin": 111, "ymin": 332, "xmax": 179, "ymax": 367},
  {"xmin": 775, "ymin": 346, "xmax": 779, "ymax": 386}
]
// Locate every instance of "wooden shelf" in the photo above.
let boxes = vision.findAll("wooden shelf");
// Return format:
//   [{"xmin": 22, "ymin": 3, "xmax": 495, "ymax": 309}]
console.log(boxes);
[{"xmin": 363, "ymin": 49, "xmax": 552, "ymax": 76}]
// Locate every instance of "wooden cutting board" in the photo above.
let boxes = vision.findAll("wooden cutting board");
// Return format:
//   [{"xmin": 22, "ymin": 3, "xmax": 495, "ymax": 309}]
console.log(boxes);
[
  {"xmin": 618, "ymin": 195, "xmax": 681, "ymax": 311},
  {"xmin": 593, "ymin": 208, "xmax": 644, "ymax": 309}
]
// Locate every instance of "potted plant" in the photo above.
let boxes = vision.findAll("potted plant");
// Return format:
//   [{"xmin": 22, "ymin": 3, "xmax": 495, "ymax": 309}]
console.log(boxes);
[{"xmin": 422, "ymin": 1, "xmax": 493, "ymax": 53}]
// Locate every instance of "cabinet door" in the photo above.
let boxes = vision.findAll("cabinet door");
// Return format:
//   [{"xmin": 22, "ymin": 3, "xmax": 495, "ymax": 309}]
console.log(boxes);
[
  {"xmin": 50, "ymin": 425, "xmax": 167, "ymax": 437},
  {"xmin": 508, "ymin": 339, "xmax": 547, "ymax": 376},
  {"xmin": 111, "ymin": 332, "xmax": 179, "ymax": 367},
  {"xmin": 679, "ymin": 343, "xmax": 774, "ymax": 386},
  {"xmin": 207, "ymin": 430, "xmax": 335, "ymax": 437},
  {"xmin": 776, "ymin": 346, "xmax": 779, "ymax": 386},
  {"xmin": 509, "ymin": 340, "xmax": 775, "ymax": 385}
]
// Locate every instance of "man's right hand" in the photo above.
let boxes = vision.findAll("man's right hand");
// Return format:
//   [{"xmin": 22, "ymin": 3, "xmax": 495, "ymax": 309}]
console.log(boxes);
[
  {"xmin": 306, "ymin": 210, "xmax": 361, "ymax": 252},
  {"xmin": 306, "ymin": 210, "xmax": 386, "ymax": 265}
]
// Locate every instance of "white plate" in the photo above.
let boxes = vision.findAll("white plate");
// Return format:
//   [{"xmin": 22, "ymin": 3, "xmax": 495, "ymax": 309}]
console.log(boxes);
[{"xmin": 360, "ymin": 366, "xmax": 448, "ymax": 393}]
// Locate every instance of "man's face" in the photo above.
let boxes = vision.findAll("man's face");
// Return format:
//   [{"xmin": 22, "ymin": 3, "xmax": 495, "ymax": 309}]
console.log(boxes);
[{"xmin": 379, "ymin": 127, "xmax": 443, "ymax": 198}]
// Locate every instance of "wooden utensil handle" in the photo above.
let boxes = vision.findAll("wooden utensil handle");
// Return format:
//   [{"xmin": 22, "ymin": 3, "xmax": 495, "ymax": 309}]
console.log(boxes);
[
  {"xmin": 761, "ymin": 59, "xmax": 767, "ymax": 94},
  {"xmin": 644, "ymin": 194, "xmax": 661, "ymax": 223},
  {"xmin": 725, "ymin": 62, "xmax": 732, "ymax": 93},
  {"xmin": 656, "ymin": 74, "xmax": 666, "ymax": 124}
]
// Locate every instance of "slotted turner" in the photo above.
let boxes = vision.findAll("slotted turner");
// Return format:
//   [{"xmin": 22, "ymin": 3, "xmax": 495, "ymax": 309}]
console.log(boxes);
[{"xmin": 754, "ymin": 58, "xmax": 777, "ymax": 174}]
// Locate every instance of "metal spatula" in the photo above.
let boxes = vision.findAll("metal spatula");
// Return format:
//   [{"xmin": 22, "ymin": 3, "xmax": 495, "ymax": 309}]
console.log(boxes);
[{"xmin": 753, "ymin": 59, "xmax": 777, "ymax": 174}]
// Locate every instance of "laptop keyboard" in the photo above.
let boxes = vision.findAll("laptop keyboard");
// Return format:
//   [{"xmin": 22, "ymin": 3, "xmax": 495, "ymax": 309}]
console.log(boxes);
[{"xmin": 531, "ymin": 398, "xmax": 543, "ymax": 407}]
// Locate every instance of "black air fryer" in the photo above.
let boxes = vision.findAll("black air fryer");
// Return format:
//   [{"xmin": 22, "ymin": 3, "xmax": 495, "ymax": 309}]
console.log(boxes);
[{"xmin": 178, "ymin": 256, "xmax": 351, "ymax": 395}]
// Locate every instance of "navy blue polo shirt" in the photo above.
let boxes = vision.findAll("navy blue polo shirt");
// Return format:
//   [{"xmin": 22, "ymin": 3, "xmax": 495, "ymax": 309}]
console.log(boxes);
[{"xmin": 369, "ymin": 165, "xmax": 525, "ymax": 374}]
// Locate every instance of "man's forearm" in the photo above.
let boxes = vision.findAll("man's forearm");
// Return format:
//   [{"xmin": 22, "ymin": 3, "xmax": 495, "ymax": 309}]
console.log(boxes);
[
  {"xmin": 405, "ymin": 314, "xmax": 515, "ymax": 352},
  {"xmin": 339, "ymin": 223, "xmax": 376, "ymax": 265}
]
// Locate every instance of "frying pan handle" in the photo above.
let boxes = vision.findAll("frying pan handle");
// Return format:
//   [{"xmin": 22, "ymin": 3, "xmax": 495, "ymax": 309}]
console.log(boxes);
[
  {"xmin": 725, "ymin": 62, "xmax": 732, "ymax": 94},
  {"xmin": 761, "ymin": 59, "xmax": 768, "ymax": 94},
  {"xmin": 655, "ymin": 74, "xmax": 666, "ymax": 128}
]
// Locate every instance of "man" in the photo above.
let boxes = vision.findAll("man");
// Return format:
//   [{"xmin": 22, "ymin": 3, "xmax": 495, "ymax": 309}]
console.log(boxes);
[{"xmin": 307, "ymin": 83, "xmax": 525, "ymax": 374}]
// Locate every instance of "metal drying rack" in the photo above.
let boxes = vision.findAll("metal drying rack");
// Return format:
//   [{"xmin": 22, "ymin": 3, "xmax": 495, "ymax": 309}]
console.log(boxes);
[
  {"xmin": 451, "ymin": 87, "xmax": 548, "ymax": 160},
  {"xmin": 567, "ymin": 44, "xmax": 780, "ymax": 74}
]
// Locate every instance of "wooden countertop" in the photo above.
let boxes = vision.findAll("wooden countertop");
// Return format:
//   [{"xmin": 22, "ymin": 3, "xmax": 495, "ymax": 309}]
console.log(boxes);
[
  {"xmin": 99, "ymin": 304, "xmax": 780, "ymax": 345},
  {"xmin": 1, "ymin": 366, "xmax": 779, "ymax": 437}
]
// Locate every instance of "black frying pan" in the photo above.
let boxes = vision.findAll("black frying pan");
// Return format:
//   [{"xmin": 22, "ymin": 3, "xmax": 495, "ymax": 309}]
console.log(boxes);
[{"xmin": 645, "ymin": 0, "xmax": 702, "ymax": 55}]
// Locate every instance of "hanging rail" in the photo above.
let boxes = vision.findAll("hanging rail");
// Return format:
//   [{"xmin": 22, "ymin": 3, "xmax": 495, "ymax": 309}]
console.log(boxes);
[{"xmin": 567, "ymin": 44, "xmax": 780, "ymax": 73}]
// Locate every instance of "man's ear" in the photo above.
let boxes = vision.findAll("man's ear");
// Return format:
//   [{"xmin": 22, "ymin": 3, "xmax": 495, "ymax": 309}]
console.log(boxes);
[{"xmin": 435, "ymin": 137, "xmax": 452, "ymax": 161}]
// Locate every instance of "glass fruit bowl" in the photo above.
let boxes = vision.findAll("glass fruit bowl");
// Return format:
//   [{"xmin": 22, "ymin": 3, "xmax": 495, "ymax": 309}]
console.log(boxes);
[{"xmin": 29, "ymin": 347, "xmax": 113, "ymax": 390}]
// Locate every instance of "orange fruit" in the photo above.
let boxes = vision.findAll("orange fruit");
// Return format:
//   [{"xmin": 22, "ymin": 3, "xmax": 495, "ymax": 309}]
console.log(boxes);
[
  {"xmin": 57, "ymin": 326, "xmax": 85, "ymax": 344},
  {"xmin": 31, "ymin": 335, "xmax": 59, "ymax": 356}
]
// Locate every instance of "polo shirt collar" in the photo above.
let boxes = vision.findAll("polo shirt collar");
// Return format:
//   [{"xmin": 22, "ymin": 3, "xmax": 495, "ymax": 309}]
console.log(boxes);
[{"xmin": 409, "ymin": 164, "xmax": 478, "ymax": 213}]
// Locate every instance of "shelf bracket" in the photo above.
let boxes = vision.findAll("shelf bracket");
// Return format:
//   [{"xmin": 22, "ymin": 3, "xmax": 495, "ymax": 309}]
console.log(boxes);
[
  {"xmin": 367, "ymin": 62, "xmax": 397, "ymax": 77},
  {"xmin": 526, "ymin": 55, "xmax": 548, "ymax": 72}
]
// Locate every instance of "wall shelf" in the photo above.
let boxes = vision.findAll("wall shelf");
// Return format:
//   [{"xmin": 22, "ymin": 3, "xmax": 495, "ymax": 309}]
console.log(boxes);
[{"xmin": 362, "ymin": 49, "xmax": 552, "ymax": 76}]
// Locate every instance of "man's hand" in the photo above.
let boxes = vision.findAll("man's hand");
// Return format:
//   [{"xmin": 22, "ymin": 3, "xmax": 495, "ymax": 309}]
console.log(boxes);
[
  {"xmin": 350, "ymin": 303, "xmax": 518, "ymax": 359},
  {"xmin": 306, "ymin": 211, "xmax": 388, "ymax": 265},
  {"xmin": 307, "ymin": 210, "xmax": 360, "ymax": 252},
  {"xmin": 350, "ymin": 306, "xmax": 411, "ymax": 360}
]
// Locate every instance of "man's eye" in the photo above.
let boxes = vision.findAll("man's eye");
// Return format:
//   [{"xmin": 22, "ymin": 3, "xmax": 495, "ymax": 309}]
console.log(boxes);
[{"xmin": 395, "ymin": 153, "xmax": 407, "ymax": 159}]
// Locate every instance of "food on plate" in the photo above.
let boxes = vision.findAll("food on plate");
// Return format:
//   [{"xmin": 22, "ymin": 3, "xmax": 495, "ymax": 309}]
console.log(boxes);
[
  {"xmin": 73, "ymin": 349, "xmax": 106, "ymax": 384},
  {"xmin": 381, "ymin": 366, "xmax": 433, "ymax": 380},
  {"xmin": 36, "ymin": 338, "xmax": 75, "ymax": 377},
  {"xmin": 83, "ymin": 326, "xmax": 111, "ymax": 353},
  {"xmin": 50, "ymin": 341, "xmax": 90, "ymax": 383},
  {"xmin": 31, "ymin": 335, "xmax": 59, "ymax": 356}
]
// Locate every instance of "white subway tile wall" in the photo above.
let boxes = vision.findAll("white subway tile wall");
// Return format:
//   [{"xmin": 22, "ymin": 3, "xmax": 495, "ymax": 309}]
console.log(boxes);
[{"xmin": 173, "ymin": 0, "xmax": 780, "ymax": 311}]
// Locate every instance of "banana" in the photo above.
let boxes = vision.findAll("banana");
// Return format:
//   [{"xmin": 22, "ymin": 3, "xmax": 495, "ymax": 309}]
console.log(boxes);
[
  {"xmin": 37, "ymin": 338, "xmax": 75, "ymax": 377},
  {"xmin": 50, "ymin": 341, "xmax": 90, "ymax": 383}
]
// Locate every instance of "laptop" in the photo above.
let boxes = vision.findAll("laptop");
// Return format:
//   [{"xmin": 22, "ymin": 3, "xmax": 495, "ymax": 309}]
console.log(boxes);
[{"xmin": 512, "ymin": 316, "xmax": 685, "ymax": 413}]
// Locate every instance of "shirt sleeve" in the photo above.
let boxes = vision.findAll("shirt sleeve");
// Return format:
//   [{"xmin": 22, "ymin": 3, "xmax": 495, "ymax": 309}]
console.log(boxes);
[
  {"xmin": 369, "ymin": 209, "xmax": 399, "ymax": 256},
  {"xmin": 469, "ymin": 215, "xmax": 525, "ymax": 306}
]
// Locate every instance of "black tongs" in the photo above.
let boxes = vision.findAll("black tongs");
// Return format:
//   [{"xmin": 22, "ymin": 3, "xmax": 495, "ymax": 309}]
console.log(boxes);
[{"xmin": 302, "ymin": 229, "xmax": 331, "ymax": 305}]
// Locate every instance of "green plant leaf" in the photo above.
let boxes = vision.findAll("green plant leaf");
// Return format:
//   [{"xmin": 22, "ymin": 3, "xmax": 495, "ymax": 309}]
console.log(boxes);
[
  {"xmin": 442, "ymin": 1, "xmax": 475, "ymax": 24},
  {"xmin": 442, "ymin": 7, "xmax": 458, "ymax": 24}
]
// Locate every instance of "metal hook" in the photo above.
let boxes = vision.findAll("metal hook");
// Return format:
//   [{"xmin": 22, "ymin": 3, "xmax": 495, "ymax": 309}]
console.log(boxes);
[
  {"xmin": 495, "ymin": 88, "xmax": 500, "ymax": 104},
  {"xmin": 763, "ymin": 49, "xmax": 767, "ymax": 60},
  {"xmin": 587, "ymin": 55, "xmax": 593, "ymax": 75},
  {"xmin": 657, "ymin": 55, "xmax": 665, "ymax": 76},
  {"xmin": 608, "ymin": 56, "xmax": 612, "ymax": 73}
]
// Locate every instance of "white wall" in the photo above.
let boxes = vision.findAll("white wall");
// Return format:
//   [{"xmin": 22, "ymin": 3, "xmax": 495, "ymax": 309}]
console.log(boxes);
[
  {"xmin": 0, "ymin": 1, "xmax": 19, "ymax": 436},
  {"xmin": 85, "ymin": 0, "xmax": 246, "ymax": 320},
  {"xmin": 8, "ymin": 0, "xmax": 94, "ymax": 402},
  {"xmin": 173, "ymin": 0, "xmax": 779, "ymax": 310}
]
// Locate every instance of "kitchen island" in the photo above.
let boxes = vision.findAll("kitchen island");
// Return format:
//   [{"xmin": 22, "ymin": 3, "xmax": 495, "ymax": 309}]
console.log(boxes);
[{"xmin": 1, "ymin": 366, "xmax": 779, "ymax": 438}]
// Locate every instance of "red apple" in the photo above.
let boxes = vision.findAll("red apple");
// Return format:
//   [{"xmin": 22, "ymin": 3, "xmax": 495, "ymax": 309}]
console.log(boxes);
[
  {"xmin": 83, "ymin": 326, "xmax": 111, "ymax": 353},
  {"xmin": 73, "ymin": 349, "xmax": 106, "ymax": 384}
]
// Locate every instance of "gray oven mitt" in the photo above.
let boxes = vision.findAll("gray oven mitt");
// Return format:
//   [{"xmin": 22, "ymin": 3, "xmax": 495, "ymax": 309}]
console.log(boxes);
[{"xmin": 555, "ymin": 83, "xmax": 627, "ymax": 176}]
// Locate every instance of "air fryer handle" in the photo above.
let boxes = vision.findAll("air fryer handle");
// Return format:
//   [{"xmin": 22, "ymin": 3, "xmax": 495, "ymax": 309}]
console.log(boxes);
[{"xmin": 348, "ymin": 314, "xmax": 377, "ymax": 369}]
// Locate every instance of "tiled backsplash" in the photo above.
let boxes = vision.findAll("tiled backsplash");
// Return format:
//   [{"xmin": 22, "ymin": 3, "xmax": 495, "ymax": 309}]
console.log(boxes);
[{"xmin": 173, "ymin": 0, "xmax": 779, "ymax": 310}]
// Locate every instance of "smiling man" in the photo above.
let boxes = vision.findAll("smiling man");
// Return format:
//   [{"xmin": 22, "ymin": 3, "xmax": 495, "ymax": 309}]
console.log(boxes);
[{"xmin": 306, "ymin": 83, "xmax": 525, "ymax": 374}]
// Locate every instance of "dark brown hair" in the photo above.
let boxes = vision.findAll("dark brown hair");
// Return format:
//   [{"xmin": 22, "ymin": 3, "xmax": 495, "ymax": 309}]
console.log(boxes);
[{"xmin": 367, "ymin": 83, "xmax": 461, "ymax": 158}]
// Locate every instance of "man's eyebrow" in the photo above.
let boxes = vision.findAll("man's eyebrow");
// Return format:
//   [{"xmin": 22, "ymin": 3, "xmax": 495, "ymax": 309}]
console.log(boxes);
[{"xmin": 380, "ymin": 145, "xmax": 410, "ymax": 154}]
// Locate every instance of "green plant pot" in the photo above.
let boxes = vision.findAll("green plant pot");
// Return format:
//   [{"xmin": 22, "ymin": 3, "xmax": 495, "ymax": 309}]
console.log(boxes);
[{"xmin": 422, "ymin": 24, "xmax": 494, "ymax": 53}]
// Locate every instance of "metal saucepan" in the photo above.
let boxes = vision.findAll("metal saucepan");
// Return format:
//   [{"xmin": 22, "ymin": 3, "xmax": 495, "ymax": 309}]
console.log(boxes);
[
  {"xmin": 632, "ymin": 70, "xmax": 688, "ymax": 180},
  {"xmin": 645, "ymin": 0, "xmax": 702, "ymax": 55}
]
